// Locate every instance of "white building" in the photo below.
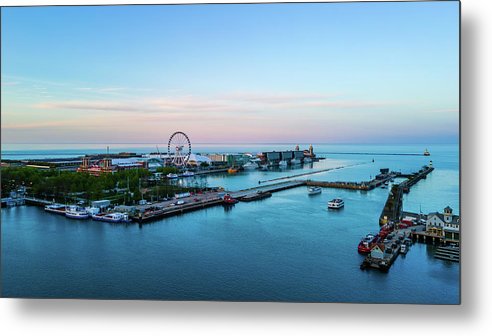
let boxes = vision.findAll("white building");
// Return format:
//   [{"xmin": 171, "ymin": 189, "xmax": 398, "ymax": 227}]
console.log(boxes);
[{"xmin": 426, "ymin": 206, "xmax": 460, "ymax": 241}]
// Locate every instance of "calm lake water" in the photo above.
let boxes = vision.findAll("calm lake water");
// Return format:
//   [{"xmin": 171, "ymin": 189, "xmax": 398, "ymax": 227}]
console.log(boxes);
[{"xmin": 1, "ymin": 144, "xmax": 460, "ymax": 303}]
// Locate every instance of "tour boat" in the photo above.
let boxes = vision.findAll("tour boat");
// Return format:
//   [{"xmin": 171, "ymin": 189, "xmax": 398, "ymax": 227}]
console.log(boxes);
[
  {"xmin": 182, "ymin": 171, "xmax": 195, "ymax": 177},
  {"xmin": 424, "ymin": 148, "xmax": 431, "ymax": 156},
  {"xmin": 307, "ymin": 186, "xmax": 322, "ymax": 195},
  {"xmin": 65, "ymin": 206, "xmax": 90, "ymax": 219},
  {"xmin": 242, "ymin": 161, "xmax": 258, "ymax": 170},
  {"xmin": 358, "ymin": 234, "xmax": 378, "ymax": 254},
  {"xmin": 166, "ymin": 173, "xmax": 179, "ymax": 179},
  {"xmin": 327, "ymin": 198, "xmax": 344, "ymax": 209},
  {"xmin": 92, "ymin": 212, "xmax": 130, "ymax": 223},
  {"xmin": 44, "ymin": 203, "xmax": 67, "ymax": 215}
]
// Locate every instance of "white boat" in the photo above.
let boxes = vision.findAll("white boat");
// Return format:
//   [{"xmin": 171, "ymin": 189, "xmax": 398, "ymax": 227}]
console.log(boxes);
[
  {"xmin": 92, "ymin": 212, "xmax": 130, "ymax": 223},
  {"xmin": 303, "ymin": 157, "xmax": 312, "ymax": 163},
  {"xmin": 65, "ymin": 206, "xmax": 90, "ymax": 219},
  {"xmin": 308, "ymin": 186, "xmax": 322, "ymax": 195},
  {"xmin": 166, "ymin": 173, "xmax": 179, "ymax": 179},
  {"xmin": 44, "ymin": 203, "xmax": 66, "ymax": 214},
  {"xmin": 242, "ymin": 161, "xmax": 258, "ymax": 170},
  {"xmin": 328, "ymin": 198, "xmax": 344, "ymax": 209},
  {"xmin": 279, "ymin": 160, "xmax": 288, "ymax": 167},
  {"xmin": 182, "ymin": 171, "xmax": 194, "ymax": 177},
  {"xmin": 400, "ymin": 244, "xmax": 408, "ymax": 254},
  {"xmin": 291, "ymin": 158, "xmax": 301, "ymax": 165},
  {"xmin": 85, "ymin": 207, "xmax": 101, "ymax": 216}
]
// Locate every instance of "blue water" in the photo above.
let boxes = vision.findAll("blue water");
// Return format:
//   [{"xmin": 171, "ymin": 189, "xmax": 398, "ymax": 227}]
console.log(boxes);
[{"xmin": 1, "ymin": 144, "xmax": 460, "ymax": 303}]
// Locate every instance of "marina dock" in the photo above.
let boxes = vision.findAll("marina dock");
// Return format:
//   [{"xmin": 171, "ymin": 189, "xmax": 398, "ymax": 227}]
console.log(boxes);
[{"xmin": 360, "ymin": 226, "xmax": 423, "ymax": 272}]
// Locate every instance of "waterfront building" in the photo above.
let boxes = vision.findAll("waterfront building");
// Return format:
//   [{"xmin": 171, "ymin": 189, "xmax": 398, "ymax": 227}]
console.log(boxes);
[
  {"xmin": 426, "ymin": 206, "xmax": 460, "ymax": 241},
  {"xmin": 77, "ymin": 157, "xmax": 147, "ymax": 176},
  {"xmin": 187, "ymin": 153, "xmax": 212, "ymax": 167},
  {"xmin": 206, "ymin": 153, "xmax": 228, "ymax": 162},
  {"xmin": 370, "ymin": 244, "xmax": 385, "ymax": 259}
]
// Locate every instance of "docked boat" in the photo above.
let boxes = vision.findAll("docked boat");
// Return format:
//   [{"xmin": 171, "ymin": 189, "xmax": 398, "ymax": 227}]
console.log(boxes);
[
  {"xmin": 182, "ymin": 171, "xmax": 195, "ymax": 177},
  {"xmin": 307, "ymin": 186, "xmax": 322, "ymax": 195},
  {"xmin": 327, "ymin": 198, "xmax": 344, "ymax": 209},
  {"xmin": 223, "ymin": 194, "xmax": 239, "ymax": 204},
  {"xmin": 166, "ymin": 173, "xmax": 179, "ymax": 179},
  {"xmin": 92, "ymin": 212, "xmax": 130, "ymax": 223},
  {"xmin": 424, "ymin": 148, "xmax": 431, "ymax": 156},
  {"xmin": 358, "ymin": 234, "xmax": 378, "ymax": 254},
  {"xmin": 242, "ymin": 161, "xmax": 258, "ymax": 170},
  {"xmin": 44, "ymin": 203, "xmax": 67, "ymax": 215},
  {"xmin": 227, "ymin": 167, "xmax": 238, "ymax": 174},
  {"xmin": 240, "ymin": 190, "xmax": 272, "ymax": 202},
  {"xmin": 65, "ymin": 206, "xmax": 90, "ymax": 219},
  {"xmin": 400, "ymin": 244, "xmax": 408, "ymax": 255},
  {"xmin": 290, "ymin": 158, "xmax": 301, "ymax": 165},
  {"xmin": 278, "ymin": 160, "xmax": 288, "ymax": 167}
]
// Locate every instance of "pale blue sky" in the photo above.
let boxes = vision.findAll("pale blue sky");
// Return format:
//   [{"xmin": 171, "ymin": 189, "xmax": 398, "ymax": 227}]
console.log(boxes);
[{"xmin": 1, "ymin": 2, "xmax": 459, "ymax": 144}]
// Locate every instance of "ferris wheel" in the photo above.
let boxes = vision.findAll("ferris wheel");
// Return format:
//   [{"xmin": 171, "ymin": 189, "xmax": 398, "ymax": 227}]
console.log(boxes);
[{"xmin": 168, "ymin": 131, "xmax": 192, "ymax": 167}]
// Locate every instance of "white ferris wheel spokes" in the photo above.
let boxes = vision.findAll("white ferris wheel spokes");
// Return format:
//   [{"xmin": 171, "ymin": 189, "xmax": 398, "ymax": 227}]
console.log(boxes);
[{"xmin": 168, "ymin": 131, "xmax": 191, "ymax": 167}]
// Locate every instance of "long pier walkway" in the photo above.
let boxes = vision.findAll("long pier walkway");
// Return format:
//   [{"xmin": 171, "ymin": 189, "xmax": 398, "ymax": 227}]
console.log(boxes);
[
  {"xmin": 379, "ymin": 165, "xmax": 434, "ymax": 225},
  {"xmin": 258, "ymin": 162, "xmax": 370, "ymax": 184},
  {"xmin": 229, "ymin": 180, "xmax": 306, "ymax": 199}
]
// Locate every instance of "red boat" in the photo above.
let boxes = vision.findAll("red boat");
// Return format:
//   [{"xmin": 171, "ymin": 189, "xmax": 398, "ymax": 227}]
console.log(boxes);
[
  {"xmin": 358, "ymin": 234, "xmax": 379, "ymax": 254},
  {"xmin": 223, "ymin": 194, "xmax": 238, "ymax": 204}
]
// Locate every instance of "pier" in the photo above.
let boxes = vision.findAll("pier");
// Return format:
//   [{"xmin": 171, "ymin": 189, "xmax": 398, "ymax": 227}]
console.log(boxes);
[
  {"xmin": 230, "ymin": 180, "xmax": 306, "ymax": 199},
  {"xmin": 306, "ymin": 172, "xmax": 396, "ymax": 191},
  {"xmin": 132, "ymin": 197, "xmax": 225, "ymax": 223},
  {"xmin": 379, "ymin": 165, "xmax": 434, "ymax": 225},
  {"xmin": 360, "ymin": 226, "xmax": 423, "ymax": 272},
  {"xmin": 257, "ymin": 162, "xmax": 369, "ymax": 184}
]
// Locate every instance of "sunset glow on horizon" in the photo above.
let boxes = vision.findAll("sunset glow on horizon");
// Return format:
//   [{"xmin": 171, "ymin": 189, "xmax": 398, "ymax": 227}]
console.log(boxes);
[{"xmin": 1, "ymin": 2, "xmax": 459, "ymax": 145}]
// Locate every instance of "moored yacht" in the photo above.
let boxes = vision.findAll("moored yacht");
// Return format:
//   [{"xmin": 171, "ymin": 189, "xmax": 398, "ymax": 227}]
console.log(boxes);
[
  {"xmin": 307, "ymin": 186, "xmax": 322, "ymax": 195},
  {"xmin": 166, "ymin": 173, "xmax": 179, "ymax": 179},
  {"xmin": 44, "ymin": 203, "xmax": 67, "ymax": 215},
  {"xmin": 242, "ymin": 161, "xmax": 258, "ymax": 170},
  {"xmin": 182, "ymin": 171, "xmax": 194, "ymax": 177},
  {"xmin": 65, "ymin": 206, "xmax": 90, "ymax": 219},
  {"xmin": 92, "ymin": 212, "xmax": 130, "ymax": 223},
  {"xmin": 328, "ymin": 198, "xmax": 344, "ymax": 209}
]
